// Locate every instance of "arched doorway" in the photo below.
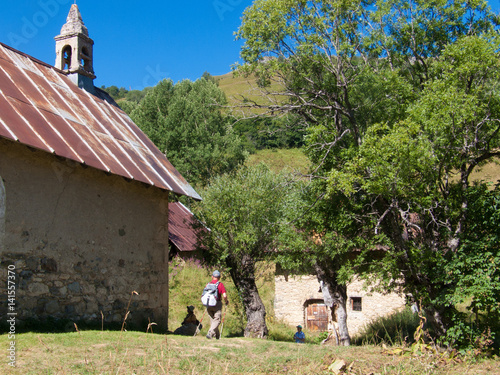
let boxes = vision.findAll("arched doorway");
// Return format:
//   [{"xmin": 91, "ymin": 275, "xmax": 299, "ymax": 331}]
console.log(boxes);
[
  {"xmin": 305, "ymin": 299, "xmax": 329, "ymax": 331},
  {"xmin": 0, "ymin": 176, "xmax": 5, "ymax": 251}
]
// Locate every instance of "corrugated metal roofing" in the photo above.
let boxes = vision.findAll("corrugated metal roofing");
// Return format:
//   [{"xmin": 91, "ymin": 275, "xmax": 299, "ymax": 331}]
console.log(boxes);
[
  {"xmin": 0, "ymin": 42, "xmax": 201, "ymax": 200},
  {"xmin": 168, "ymin": 202, "xmax": 206, "ymax": 252}
]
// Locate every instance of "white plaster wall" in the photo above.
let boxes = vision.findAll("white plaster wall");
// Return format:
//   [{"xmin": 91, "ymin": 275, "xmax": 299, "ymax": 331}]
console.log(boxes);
[
  {"xmin": 345, "ymin": 277, "xmax": 406, "ymax": 336},
  {"xmin": 274, "ymin": 275, "xmax": 321, "ymax": 327}
]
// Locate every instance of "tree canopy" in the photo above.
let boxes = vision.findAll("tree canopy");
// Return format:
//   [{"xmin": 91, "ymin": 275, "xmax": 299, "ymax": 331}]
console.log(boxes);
[
  {"xmin": 236, "ymin": 0, "xmax": 500, "ymax": 348},
  {"xmin": 193, "ymin": 164, "xmax": 294, "ymax": 338},
  {"xmin": 130, "ymin": 78, "xmax": 248, "ymax": 188}
]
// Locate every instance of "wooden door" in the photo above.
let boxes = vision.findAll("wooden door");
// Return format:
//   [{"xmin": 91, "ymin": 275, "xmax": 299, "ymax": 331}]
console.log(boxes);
[{"xmin": 306, "ymin": 303, "xmax": 328, "ymax": 331}]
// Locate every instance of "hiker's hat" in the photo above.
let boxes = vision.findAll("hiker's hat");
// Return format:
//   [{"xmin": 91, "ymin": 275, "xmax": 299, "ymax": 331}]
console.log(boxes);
[
  {"xmin": 297, "ymin": 325, "xmax": 302, "ymax": 329},
  {"xmin": 212, "ymin": 270, "xmax": 221, "ymax": 278}
]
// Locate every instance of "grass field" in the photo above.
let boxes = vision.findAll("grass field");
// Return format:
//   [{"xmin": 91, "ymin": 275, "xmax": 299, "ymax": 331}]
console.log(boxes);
[
  {"xmin": 3, "ymin": 330, "xmax": 499, "ymax": 374},
  {"xmin": 216, "ymin": 71, "xmax": 285, "ymax": 117},
  {"xmin": 3, "ymin": 247, "xmax": 499, "ymax": 374},
  {"xmin": 246, "ymin": 148, "xmax": 310, "ymax": 174}
]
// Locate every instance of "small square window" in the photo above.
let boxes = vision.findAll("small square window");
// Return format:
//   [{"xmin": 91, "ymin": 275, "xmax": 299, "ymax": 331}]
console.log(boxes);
[{"xmin": 351, "ymin": 297, "xmax": 362, "ymax": 311}]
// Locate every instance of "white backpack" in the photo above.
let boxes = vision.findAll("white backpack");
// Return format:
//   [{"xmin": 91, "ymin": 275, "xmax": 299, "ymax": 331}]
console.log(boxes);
[{"xmin": 201, "ymin": 281, "xmax": 219, "ymax": 307}]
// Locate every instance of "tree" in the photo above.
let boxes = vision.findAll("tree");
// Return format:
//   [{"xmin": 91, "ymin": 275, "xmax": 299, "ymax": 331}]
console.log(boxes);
[
  {"xmin": 193, "ymin": 164, "xmax": 293, "ymax": 338},
  {"xmin": 442, "ymin": 184, "xmax": 500, "ymax": 347},
  {"xmin": 276, "ymin": 179, "xmax": 371, "ymax": 346},
  {"xmin": 130, "ymin": 78, "xmax": 247, "ymax": 187},
  {"xmin": 236, "ymin": 0, "xmax": 500, "ymax": 347},
  {"xmin": 346, "ymin": 35, "xmax": 500, "ymax": 340}
]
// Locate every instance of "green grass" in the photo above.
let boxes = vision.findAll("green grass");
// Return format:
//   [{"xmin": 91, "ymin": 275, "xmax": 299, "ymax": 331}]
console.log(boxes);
[
  {"xmin": 246, "ymin": 148, "xmax": 310, "ymax": 174},
  {"xmin": 217, "ymin": 72, "xmax": 259, "ymax": 105},
  {"xmin": 4, "ymin": 330, "xmax": 499, "ymax": 374},
  {"xmin": 216, "ymin": 72, "xmax": 284, "ymax": 116},
  {"xmin": 352, "ymin": 308, "xmax": 421, "ymax": 347}
]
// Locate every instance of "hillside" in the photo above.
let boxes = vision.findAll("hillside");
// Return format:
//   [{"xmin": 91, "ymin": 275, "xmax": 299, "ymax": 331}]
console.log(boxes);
[
  {"xmin": 216, "ymin": 71, "xmax": 259, "ymax": 108},
  {"xmin": 101, "ymin": 74, "xmax": 500, "ymax": 183},
  {"xmin": 216, "ymin": 71, "xmax": 283, "ymax": 114},
  {"xmin": 246, "ymin": 148, "xmax": 310, "ymax": 174}
]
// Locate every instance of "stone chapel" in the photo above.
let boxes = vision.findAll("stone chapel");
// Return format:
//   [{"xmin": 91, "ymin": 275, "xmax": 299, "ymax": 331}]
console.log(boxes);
[{"xmin": 0, "ymin": 4, "xmax": 200, "ymax": 331}]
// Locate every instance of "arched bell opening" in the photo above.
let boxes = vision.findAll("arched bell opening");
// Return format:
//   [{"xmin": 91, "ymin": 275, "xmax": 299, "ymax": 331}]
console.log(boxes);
[
  {"xmin": 61, "ymin": 45, "xmax": 72, "ymax": 70},
  {"xmin": 81, "ymin": 46, "xmax": 91, "ymax": 72}
]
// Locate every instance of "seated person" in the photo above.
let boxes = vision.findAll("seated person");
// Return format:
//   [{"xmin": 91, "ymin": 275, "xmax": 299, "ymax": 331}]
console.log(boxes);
[
  {"xmin": 293, "ymin": 325, "xmax": 305, "ymax": 343},
  {"xmin": 173, "ymin": 305, "xmax": 201, "ymax": 335},
  {"xmin": 182, "ymin": 305, "xmax": 199, "ymax": 326}
]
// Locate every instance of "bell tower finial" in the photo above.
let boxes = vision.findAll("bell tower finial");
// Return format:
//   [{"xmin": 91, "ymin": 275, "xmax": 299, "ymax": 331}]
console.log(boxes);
[{"xmin": 55, "ymin": 4, "xmax": 96, "ymax": 92}]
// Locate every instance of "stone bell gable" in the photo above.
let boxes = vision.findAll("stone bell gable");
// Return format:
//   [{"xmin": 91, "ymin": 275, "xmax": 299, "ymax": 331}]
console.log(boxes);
[{"xmin": 0, "ymin": 5, "xmax": 200, "ymax": 331}]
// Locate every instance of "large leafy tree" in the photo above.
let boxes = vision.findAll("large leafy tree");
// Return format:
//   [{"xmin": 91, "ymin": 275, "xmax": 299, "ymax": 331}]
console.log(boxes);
[
  {"xmin": 193, "ymin": 164, "xmax": 293, "ymax": 338},
  {"xmin": 347, "ymin": 35, "xmax": 500, "ymax": 342},
  {"xmin": 236, "ymin": 0, "xmax": 500, "ymax": 346},
  {"xmin": 276, "ymin": 179, "xmax": 374, "ymax": 346},
  {"xmin": 130, "ymin": 78, "xmax": 247, "ymax": 187}
]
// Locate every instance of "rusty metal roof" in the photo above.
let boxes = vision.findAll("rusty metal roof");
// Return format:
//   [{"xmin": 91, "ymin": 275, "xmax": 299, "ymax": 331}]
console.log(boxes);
[
  {"xmin": 0, "ymin": 42, "xmax": 201, "ymax": 200},
  {"xmin": 168, "ymin": 202, "xmax": 206, "ymax": 252}
]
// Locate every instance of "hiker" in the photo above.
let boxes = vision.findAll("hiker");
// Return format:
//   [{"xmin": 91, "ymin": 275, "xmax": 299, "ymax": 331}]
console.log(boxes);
[
  {"xmin": 294, "ymin": 325, "xmax": 305, "ymax": 343},
  {"xmin": 173, "ymin": 305, "xmax": 200, "ymax": 336},
  {"xmin": 205, "ymin": 270, "xmax": 228, "ymax": 339}
]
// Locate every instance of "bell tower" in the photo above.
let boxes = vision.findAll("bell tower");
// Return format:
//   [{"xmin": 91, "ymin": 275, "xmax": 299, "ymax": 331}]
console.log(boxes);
[{"xmin": 55, "ymin": 4, "xmax": 96, "ymax": 92}]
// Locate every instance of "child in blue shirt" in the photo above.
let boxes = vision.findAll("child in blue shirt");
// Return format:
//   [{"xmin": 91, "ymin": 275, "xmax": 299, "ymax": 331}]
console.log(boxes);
[{"xmin": 293, "ymin": 325, "xmax": 305, "ymax": 343}]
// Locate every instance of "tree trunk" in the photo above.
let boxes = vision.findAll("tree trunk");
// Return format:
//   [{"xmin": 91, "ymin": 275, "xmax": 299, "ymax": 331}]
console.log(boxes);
[
  {"xmin": 375, "ymin": 197, "xmax": 456, "ymax": 338},
  {"xmin": 227, "ymin": 254, "xmax": 268, "ymax": 339},
  {"xmin": 314, "ymin": 261, "xmax": 350, "ymax": 346}
]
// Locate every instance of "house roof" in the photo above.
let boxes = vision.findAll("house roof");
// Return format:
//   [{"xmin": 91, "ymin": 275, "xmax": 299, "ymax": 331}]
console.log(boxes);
[
  {"xmin": 0, "ymin": 42, "xmax": 201, "ymax": 200},
  {"xmin": 168, "ymin": 202, "xmax": 206, "ymax": 252}
]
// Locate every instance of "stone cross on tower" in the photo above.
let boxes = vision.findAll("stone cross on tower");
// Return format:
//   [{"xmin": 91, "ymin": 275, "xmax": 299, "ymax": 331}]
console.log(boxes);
[{"xmin": 54, "ymin": 4, "xmax": 96, "ymax": 92}]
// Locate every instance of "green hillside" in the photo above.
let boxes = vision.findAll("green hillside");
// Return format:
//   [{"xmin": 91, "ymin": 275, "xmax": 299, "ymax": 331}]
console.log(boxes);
[
  {"xmin": 102, "ymin": 75, "xmax": 500, "ymax": 183},
  {"xmin": 247, "ymin": 148, "xmax": 310, "ymax": 174},
  {"xmin": 216, "ymin": 72, "xmax": 259, "ymax": 108},
  {"xmin": 216, "ymin": 71, "xmax": 281, "ymax": 109}
]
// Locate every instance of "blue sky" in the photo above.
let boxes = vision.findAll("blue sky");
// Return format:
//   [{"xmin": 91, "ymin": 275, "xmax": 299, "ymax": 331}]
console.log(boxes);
[
  {"xmin": 0, "ymin": 0, "xmax": 254, "ymax": 90},
  {"xmin": 1, "ymin": 0, "xmax": 499, "ymax": 91}
]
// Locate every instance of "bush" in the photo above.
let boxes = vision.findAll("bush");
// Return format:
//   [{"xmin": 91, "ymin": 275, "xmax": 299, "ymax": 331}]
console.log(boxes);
[{"xmin": 352, "ymin": 308, "xmax": 421, "ymax": 346}]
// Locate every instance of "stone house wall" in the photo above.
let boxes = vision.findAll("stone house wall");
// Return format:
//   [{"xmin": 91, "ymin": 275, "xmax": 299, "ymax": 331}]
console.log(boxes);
[
  {"xmin": 274, "ymin": 274, "xmax": 406, "ymax": 337},
  {"xmin": 0, "ymin": 139, "xmax": 171, "ymax": 331}
]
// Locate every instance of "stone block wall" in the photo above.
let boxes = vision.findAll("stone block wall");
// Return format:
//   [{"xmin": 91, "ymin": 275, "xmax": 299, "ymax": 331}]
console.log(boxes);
[
  {"xmin": 345, "ymin": 277, "xmax": 406, "ymax": 336},
  {"xmin": 274, "ymin": 274, "xmax": 406, "ymax": 337},
  {"xmin": 274, "ymin": 275, "xmax": 321, "ymax": 327},
  {"xmin": 0, "ymin": 140, "xmax": 170, "ymax": 331}
]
